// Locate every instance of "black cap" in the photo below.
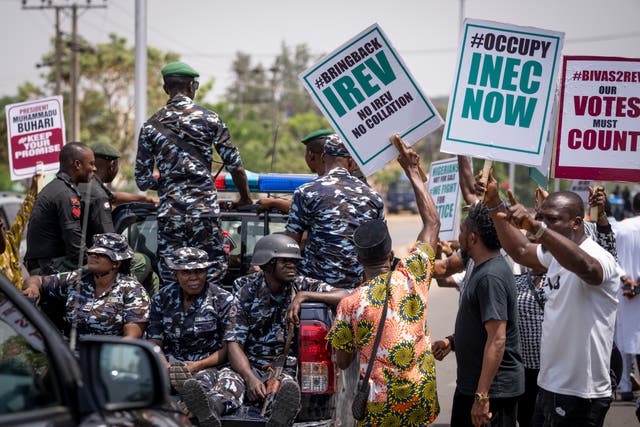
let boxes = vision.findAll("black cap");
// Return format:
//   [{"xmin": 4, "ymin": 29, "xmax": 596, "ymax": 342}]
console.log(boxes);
[{"xmin": 353, "ymin": 219, "xmax": 392, "ymax": 262}]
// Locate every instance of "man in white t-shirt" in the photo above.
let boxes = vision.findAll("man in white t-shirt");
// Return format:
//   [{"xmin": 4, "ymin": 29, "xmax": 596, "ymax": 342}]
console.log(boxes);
[{"xmin": 483, "ymin": 170, "xmax": 619, "ymax": 426}]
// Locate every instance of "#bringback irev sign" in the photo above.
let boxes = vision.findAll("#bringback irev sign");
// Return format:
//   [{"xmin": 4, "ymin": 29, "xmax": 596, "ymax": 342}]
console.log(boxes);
[
  {"xmin": 428, "ymin": 157, "xmax": 461, "ymax": 241},
  {"xmin": 300, "ymin": 23, "xmax": 443, "ymax": 176},
  {"xmin": 5, "ymin": 96, "xmax": 65, "ymax": 180},
  {"xmin": 554, "ymin": 56, "xmax": 640, "ymax": 182},
  {"xmin": 441, "ymin": 19, "xmax": 564, "ymax": 167}
]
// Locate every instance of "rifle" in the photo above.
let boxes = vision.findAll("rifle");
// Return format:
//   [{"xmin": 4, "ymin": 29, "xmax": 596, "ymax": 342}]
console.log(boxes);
[{"xmin": 261, "ymin": 321, "xmax": 295, "ymax": 417}]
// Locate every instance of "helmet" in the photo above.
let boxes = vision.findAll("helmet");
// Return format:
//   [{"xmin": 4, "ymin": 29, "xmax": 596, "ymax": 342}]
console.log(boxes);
[{"xmin": 251, "ymin": 234, "xmax": 303, "ymax": 266}]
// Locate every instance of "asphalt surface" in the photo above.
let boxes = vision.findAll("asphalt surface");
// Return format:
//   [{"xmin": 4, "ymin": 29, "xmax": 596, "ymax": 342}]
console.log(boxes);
[{"xmin": 386, "ymin": 213, "xmax": 639, "ymax": 426}]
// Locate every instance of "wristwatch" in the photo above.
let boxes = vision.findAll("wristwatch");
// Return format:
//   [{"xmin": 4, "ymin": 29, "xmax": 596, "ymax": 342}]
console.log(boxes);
[{"xmin": 474, "ymin": 392, "xmax": 490, "ymax": 404}]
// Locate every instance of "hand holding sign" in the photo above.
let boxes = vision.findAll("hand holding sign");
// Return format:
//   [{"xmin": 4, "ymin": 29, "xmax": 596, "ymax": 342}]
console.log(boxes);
[{"xmin": 390, "ymin": 134, "xmax": 428, "ymax": 182}]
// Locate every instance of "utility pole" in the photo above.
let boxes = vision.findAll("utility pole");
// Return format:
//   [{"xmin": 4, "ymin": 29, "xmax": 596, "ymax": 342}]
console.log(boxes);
[
  {"xmin": 22, "ymin": 1, "xmax": 107, "ymax": 141},
  {"xmin": 134, "ymin": 0, "xmax": 147, "ymax": 147}
]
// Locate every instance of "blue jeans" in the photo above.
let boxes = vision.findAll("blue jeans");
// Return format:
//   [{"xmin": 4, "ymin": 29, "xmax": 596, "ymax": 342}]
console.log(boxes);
[{"xmin": 533, "ymin": 388, "xmax": 612, "ymax": 427}]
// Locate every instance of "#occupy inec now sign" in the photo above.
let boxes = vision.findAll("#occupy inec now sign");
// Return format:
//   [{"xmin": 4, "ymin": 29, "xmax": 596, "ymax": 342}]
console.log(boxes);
[
  {"xmin": 300, "ymin": 23, "xmax": 443, "ymax": 176},
  {"xmin": 442, "ymin": 19, "xmax": 564, "ymax": 167},
  {"xmin": 555, "ymin": 56, "xmax": 640, "ymax": 182}
]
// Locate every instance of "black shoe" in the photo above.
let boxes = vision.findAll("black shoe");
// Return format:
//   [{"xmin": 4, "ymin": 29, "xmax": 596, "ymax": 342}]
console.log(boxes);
[
  {"xmin": 621, "ymin": 391, "xmax": 635, "ymax": 402},
  {"xmin": 182, "ymin": 379, "xmax": 223, "ymax": 427},
  {"xmin": 266, "ymin": 380, "xmax": 301, "ymax": 427}
]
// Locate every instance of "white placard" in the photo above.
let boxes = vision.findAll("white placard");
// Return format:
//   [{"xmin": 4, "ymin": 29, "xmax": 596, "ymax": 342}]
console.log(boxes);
[
  {"xmin": 428, "ymin": 157, "xmax": 461, "ymax": 241},
  {"xmin": 441, "ymin": 19, "xmax": 564, "ymax": 167},
  {"xmin": 300, "ymin": 23, "xmax": 443, "ymax": 176},
  {"xmin": 554, "ymin": 56, "xmax": 640, "ymax": 182},
  {"xmin": 5, "ymin": 96, "xmax": 65, "ymax": 180}
]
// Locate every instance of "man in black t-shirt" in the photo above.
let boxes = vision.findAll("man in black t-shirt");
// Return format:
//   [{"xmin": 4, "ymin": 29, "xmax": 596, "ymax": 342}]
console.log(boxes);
[{"xmin": 434, "ymin": 202, "xmax": 523, "ymax": 427}]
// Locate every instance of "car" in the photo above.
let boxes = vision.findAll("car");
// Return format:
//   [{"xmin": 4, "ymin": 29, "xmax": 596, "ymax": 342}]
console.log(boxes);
[
  {"xmin": 112, "ymin": 172, "xmax": 338, "ymax": 427},
  {"xmin": 0, "ymin": 272, "xmax": 192, "ymax": 426},
  {"xmin": 386, "ymin": 179, "xmax": 418, "ymax": 214}
]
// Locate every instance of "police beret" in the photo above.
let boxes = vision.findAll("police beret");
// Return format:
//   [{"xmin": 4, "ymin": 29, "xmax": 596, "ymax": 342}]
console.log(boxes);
[
  {"xmin": 323, "ymin": 134, "xmax": 351, "ymax": 158},
  {"xmin": 353, "ymin": 219, "xmax": 392, "ymax": 262},
  {"xmin": 90, "ymin": 141, "xmax": 121, "ymax": 159},
  {"xmin": 161, "ymin": 61, "xmax": 200, "ymax": 78},
  {"xmin": 301, "ymin": 129, "xmax": 334, "ymax": 145}
]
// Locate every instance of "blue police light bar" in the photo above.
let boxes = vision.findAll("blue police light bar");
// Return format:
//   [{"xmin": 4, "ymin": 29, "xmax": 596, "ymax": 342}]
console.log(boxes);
[{"xmin": 216, "ymin": 171, "xmax": 314, "ymax": 193}]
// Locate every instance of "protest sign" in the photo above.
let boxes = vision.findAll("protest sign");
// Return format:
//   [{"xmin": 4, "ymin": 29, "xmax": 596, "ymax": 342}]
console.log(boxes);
[
  {"xmin": 299, "ymin": 23, "xmax": 443, "ymax": 176},
  {"xmin": 428, "ymin": 157, "xmax": 461, "ymax": 241},
  {"xmin": 569, "ymin": 179, "xmax": 595, "ymax": 205},
  {"xmin": 441, "ymin": 19, "xmax": 564, "ymax": 167},
  {"xmin": 554, "ymin": 56, "xmax": 640, "ymax": 182},
  {"xmin": 5, "ymin": 96, "xmax": 65, "ymax": 180}
]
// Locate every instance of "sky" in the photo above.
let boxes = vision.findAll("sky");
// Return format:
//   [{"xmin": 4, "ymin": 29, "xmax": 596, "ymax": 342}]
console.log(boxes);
[{"xmin": 2, "ymin": 0, "xmax": 639, "ymax": 104}]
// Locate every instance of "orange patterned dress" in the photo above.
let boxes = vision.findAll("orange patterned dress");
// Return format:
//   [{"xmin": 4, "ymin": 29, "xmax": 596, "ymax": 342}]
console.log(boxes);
[{"xmin": 328, "ymin": 242, "xmax": 439, "ymax": 426}]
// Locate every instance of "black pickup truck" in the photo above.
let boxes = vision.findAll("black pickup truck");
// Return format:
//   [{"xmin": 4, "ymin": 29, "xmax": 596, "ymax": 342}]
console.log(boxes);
[{"xmin": 112, "ymin": 174, "xmax": 339, "ymax": 427}]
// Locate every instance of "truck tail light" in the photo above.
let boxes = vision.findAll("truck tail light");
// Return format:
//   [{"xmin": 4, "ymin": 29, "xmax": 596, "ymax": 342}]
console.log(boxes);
[{"xmin": 298, "ymin": 320, "xmax": 334, "ymax": 394}]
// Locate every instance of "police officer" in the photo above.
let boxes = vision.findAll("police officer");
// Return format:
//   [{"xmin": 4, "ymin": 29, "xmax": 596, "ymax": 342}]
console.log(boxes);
[
  {"xmin": 146, "ymin": 247, "xmax": 242, "ymax": 427},
  {"xmin": 25, "ymin": 142, "xmax": 96, "ymax": 274},
  {"xmin": 224, "ymin": 234, "xmax": 348, "ymax": 427},
  {"xmin": 285, "ymin": 134, "xmax": 384, "ymax": 289},
  {"xmin": 135, "ymin": 61, "xmax": 252, "ymax": 287}
]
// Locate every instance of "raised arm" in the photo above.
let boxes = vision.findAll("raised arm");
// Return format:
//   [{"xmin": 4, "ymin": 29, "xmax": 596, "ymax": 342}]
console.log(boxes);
[
  {"xmin": 457, "ymin": 155, "xmax": 480, "ymax": 205},
  {"xmin": 392, "ymin": 135, "xmax": 440, "ymax": 249}
]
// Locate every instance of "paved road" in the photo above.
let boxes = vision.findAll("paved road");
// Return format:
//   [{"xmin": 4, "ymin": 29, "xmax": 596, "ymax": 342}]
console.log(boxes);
[{"xmin": 386, "ymin": 213, "xmax": 638, "ymax": 426}]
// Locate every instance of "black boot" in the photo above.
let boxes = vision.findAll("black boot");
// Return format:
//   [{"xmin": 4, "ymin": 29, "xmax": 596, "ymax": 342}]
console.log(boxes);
[
  {"xmin": 266, "ymin": 380, "xmax": 301, "ymax": 427},
  {"xmin": 182, "ymin": 379, "xmax": 224, "ymax": 427}
]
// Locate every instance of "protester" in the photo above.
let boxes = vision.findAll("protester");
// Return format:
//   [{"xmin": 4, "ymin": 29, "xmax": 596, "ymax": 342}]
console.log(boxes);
[
  {"xmin": 483, "ymin": 169, "xmax": 619, "ymax": 426},
  {"xmin": 224, "ymin": 233, "xmax": 346, "ymax": 427},
  {"xmin": 286, "ymin": 134, "xmax": 384, "ymax": 289},
  {"xmin": 22, "ymin": 233, "xmax": 148, "ymax": 339},
  {"xmin": 25, "ymin": 142, "xmax": 95, "ymax": 274},
  {"xmin": 146, "ymin": 247, "xmax": 240, "ymax": 427},
  {"xmin": 0, "ymin": 174, "xmax": 38, "ymax": 288},
  {"xmin": 327, "ymin": 137, "xmax": 441, "ymax": 426},
  {"xmin": 433, "ymin": 201, "xmax": 523, "ymax": 427},
  {"xmin": 135, "ymin": 61, "xmax": 252, "ymax": 287},
  {"xmin": 613, "ymin": 193, "xmax": 640, "ymax": 401}
]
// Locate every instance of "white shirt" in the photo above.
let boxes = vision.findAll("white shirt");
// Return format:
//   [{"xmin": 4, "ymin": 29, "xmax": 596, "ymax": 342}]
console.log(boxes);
[
  {"xmin": 537, "ymin": 238, "xmax": 619, "ymax": 399},
  {"xmin": 614, "ymin": 216, "xmax": 640, "ymax": 354}
]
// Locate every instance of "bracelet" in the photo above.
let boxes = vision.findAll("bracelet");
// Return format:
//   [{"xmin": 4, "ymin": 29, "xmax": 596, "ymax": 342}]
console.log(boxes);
[
  {"xmin": 446, "ymin": 334, "xmax": 455, "ymax": 352},
  {"xmin": 533, "ymin": 222, "xmax": 547, "ymax": 240},
  {"xmin": 485, "ymin": 200, "xmax": 505, "ymax": 212}
]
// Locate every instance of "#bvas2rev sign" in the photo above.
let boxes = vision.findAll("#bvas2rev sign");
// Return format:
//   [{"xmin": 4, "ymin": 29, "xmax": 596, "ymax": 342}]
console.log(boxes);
[
  {"xmin": 555, "ymin": 56, "xmax": 640, "ymax": 183},
  {"xmin": 442, "ymin": 19, "xmax": 564, "ymax": 167},
  {"xmin": 5, "ymin": 96, "xmax": 66, "ymax": 180},
  {"xmin": 300, "ymin": 23, "xmax": 443, "ymax": 176}
]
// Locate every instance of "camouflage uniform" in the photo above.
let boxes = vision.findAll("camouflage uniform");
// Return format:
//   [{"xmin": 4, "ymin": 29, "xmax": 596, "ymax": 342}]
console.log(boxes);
[
  {"xmin": 225, "ymin": 271, "xmax": 333, "ymax": 375},
  {"xmin": 135, "ymin": 94, "xmax": 245, "ymax": 286},
  {"xmin": 286, "ymin": 167, "xmax": 385, "ymax": 288},
  {"xmin": 147, "ymin": 276, "xmax": 244, "ymax": 411},
  {"xmin": 40, "ymin": 269, "xmax": 149, "ymax": 337}
]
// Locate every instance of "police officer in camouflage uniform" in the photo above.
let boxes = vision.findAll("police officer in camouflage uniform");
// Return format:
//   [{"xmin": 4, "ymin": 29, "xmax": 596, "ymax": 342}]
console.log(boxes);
[
  {"xmin": 25, "ymin": 142, "xmax": 96, "ymax": 275},
  {"xmin": 22, "ymin": 233, "xmax": 149, "ymax": 339},
  {"xmin": 135, "ymin": 61, "xmax": 252, "ymax": 287},
  {"xmin": 286, "ymin": 135, "xmax": 384, "ymax": 289},
  {"xmin": 225, "ymin": 234, "xmax": 348, "ymax": 427},
  {"xmin": 146, "ymin": 247, "xmax": 243, "ymax": 427}
]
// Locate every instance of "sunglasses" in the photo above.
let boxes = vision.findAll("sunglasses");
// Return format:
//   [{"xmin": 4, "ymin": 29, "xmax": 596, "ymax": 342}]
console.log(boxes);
[{"xmin": 192, "ymin": 80, "xmax": 200, "ymax": 90}]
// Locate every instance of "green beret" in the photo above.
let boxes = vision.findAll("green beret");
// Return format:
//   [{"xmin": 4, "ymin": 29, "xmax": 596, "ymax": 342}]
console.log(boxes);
[
  {"xmin": 161, "ymin": 61, "xmax": 200, "ymax": 78},
  {"xmin": 90, "ymin": 141, "xmax": 121, "ymax": 159},
  {"xmin": 301, "ymin": 129, "xmax": 334, "ymax": 145}
]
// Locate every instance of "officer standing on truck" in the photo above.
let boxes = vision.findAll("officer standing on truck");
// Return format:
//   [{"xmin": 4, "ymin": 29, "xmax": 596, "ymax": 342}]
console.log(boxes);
[
  {"xmin": 285, "ymin": 134, "xmax": 384, "ymax": 289},
  {"xmin": 135, "ymin": 61, "xmax": 252, "ymax": 287},
  {"xmin": 223, "ymin": 234, "xmax": 348, "ymax": 426},
  {"xmin": 25, "ymin": 142, "xmax": 96, "ymax": 275}
]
